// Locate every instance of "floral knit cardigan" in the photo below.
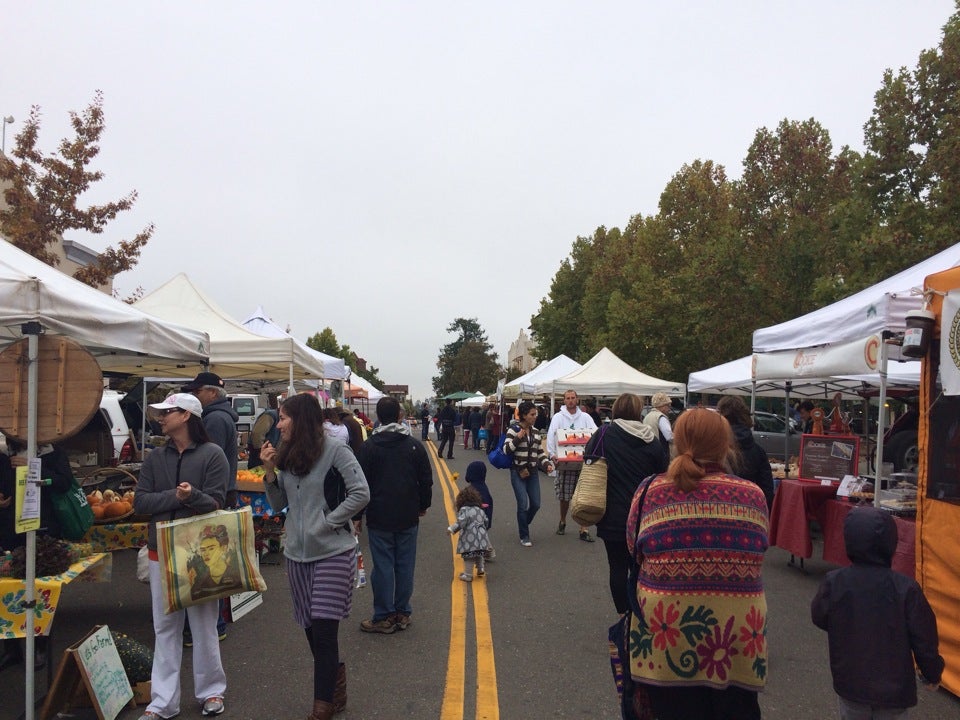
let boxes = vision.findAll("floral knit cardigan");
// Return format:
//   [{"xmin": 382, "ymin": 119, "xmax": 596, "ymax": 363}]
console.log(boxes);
[{"xmin": 625, "ymin": 468, "xmax": 770, "ymax": 691}]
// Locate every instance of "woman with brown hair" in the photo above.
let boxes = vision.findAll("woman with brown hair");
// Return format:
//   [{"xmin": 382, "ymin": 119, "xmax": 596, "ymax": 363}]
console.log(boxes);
[
  {"xmin": 261, "ymin": 393, "xmax": 369, "ymax": 720},
  {"xmin": 625, "ymin": 408, "xmax": 769, "ymax": 720},
  {"xmin": 716, "ymin": 395, "xmax": 775, "ymax": 510},
  {"xmin": 584, "ymin": 393, "xmax": 667, "ymax": 615}
]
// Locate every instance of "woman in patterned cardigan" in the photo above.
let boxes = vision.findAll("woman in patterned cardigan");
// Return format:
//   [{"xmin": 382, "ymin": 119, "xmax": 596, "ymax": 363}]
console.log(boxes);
[{"xmin": 626, "ymin": 408, "xmax": 770, "ymax": 720}]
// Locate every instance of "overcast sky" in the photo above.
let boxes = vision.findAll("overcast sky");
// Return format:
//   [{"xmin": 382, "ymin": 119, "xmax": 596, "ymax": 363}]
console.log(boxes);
[{"xmin": 5, "ymin": 2, "xmax": 956, "ymax": 401}]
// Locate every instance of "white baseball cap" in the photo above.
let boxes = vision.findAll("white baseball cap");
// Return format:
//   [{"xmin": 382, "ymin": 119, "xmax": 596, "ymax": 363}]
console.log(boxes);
[{"xmin": 149, "ymin": 392, "xmax": 203, "ymax": 418}]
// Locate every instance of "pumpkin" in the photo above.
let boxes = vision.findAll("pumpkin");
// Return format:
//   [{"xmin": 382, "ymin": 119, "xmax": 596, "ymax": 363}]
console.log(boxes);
[
  {"xmin": 92, "ymin": 504, "xmax": 106, "ymax": 520},
  {"xmin": 103, "ymin": 500, "xmax": 131, "ymax": 518}
]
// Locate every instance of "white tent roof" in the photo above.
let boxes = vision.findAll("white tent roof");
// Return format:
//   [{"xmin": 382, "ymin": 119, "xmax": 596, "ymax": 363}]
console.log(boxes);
[
  {"xmin": 688, "ymin": 353, "xmax": 920, "ymax": 399},
  {"xmin": 535, "ymin": 347, "xmax": 685, "ymax": 397},
  {"xmin": 753, "ymin": 243, "xmax": 960, "ymax": 352},
  {"xmin": 344, "ymin": 373, "xmax": 384, "ymax": 401},
  {"xmin": 0, "ymin": 240, "xmax": 209, "ymax": 374},
  {"xmin": 461, "ymin": 391, "xmax": 488, "ymax": 407},
  {"xmin": 240, "ymin": 306, "xmax": 348, "ymax": 379},
  {"xmin": 504, "ymin": 354, "xmax": 582, "ymax": 397},
  {"xmin": 134, "ymin": 274, "xmax": 326, "ymax": 381}
]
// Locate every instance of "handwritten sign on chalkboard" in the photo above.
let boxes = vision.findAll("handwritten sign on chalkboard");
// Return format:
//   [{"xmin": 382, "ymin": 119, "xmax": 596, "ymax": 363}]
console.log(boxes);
[
  {"xmin": 798, "ymin": 434, "xmax": 860, "ymax": 482},
  {"xmin": 41, "ymin": 625, "xmax": 133, "ymax": 720}
]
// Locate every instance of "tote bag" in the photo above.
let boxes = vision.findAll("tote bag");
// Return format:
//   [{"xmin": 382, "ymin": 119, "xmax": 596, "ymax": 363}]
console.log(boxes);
[
  {"xmin": 156, "ymin": 506, "xmax": 267, "ymax": 614},
  {"xmin": 570, "ymin": 425, "xmax": 609, "ymax": 526},
  {"xmin": 51, "ymin": 478, "xmax": 95, "ymax": 541},
  {"xmin": 487, "ymin": 432, "xmax": 513, "ymax": 470}
]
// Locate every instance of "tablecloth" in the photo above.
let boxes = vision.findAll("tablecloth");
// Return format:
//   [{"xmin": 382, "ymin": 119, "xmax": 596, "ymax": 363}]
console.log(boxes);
[
  {"xmin": 0, "ymin": 553, "xmax": 112, "ymax": 639},
  {"xmin": 768, "ymin": 478, "xmax": 839, "ymax": 558},
  {"xmin": 820, "ymin": 499, "xmax": 916, "ymax": 578},
  {"xmin": 81, "ymin": 522, "xmax": 148, "ymax": 551}
]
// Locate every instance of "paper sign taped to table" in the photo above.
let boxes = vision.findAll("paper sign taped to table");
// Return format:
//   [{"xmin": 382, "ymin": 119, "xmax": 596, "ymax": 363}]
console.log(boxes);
[{"xmin": 837, "ymin": 475, "xmax": 861, "ymax": 497}]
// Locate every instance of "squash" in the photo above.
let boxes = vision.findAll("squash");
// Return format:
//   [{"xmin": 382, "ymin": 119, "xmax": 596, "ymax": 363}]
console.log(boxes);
[
  {"xmin": 103, "ymin": 500, "xmax": 131, "ymax": 518},
  {"xmin": 92, "ymin": 504, "xmax": 106, "ymax": 520}
]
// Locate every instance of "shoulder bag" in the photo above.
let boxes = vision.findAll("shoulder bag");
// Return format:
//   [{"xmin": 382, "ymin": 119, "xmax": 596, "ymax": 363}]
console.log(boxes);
[
  {"xmin": 51, "ymin": 477, "xmax": 95, "ymax": 541},
  {"xmin": 156, "ymin": 506, "xmax": 267, "ymax": 614},
  {"xmin": 570, "ymin": 425, "xmax": 609, "ymax": 527}
]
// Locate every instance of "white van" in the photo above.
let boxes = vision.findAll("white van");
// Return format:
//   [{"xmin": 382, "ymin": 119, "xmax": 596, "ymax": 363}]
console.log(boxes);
[{"xmin": 230, "ymin": 394, "xmax": 264, "ymax": 433}]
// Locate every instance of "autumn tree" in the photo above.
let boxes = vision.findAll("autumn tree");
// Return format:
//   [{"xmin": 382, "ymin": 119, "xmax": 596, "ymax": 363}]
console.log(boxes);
[
  {"xmin": 0, "ymin": 91, "xmax": 152, "ymax": 290},
  {"xmin": 306, "ymin": 327, "xmax": 384, "ymax": 389},
  {"xmin": 433, "ymin": 318, "xmax": 500, "ymax": 396}
]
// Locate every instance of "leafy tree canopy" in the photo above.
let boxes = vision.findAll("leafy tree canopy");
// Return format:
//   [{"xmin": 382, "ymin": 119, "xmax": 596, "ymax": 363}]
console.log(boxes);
[
  {"xmin": 0, "ymin": 90, "xmax": 151, "ymax": 295},
  {"xmin": 433, "ymin": 318, "xmax": 500, "ymax": 396},
  {"xmin": 306, "ymin": 327, "xmax": 383, "ymax": 389}
]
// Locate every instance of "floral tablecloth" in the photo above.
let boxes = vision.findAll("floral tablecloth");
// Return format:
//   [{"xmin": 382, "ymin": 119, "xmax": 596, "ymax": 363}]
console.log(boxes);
[
  {"xmin": 0, "ymin": 553, "xmax": 112, "ymax": 639},
  {"xmin": 80, "ymin": 522, "xmax": 149, "ymax": 551}
]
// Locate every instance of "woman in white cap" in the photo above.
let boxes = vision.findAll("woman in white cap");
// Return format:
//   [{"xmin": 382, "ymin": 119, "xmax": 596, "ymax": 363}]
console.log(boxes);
[{"xmin": 133, "ymin": 393, "xmax": 230, "ymax": 719}]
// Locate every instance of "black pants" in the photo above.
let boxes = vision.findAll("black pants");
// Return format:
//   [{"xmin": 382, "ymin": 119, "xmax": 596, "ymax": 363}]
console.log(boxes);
[
  {"xmin": 646, "ymin": 684, "xmax": 761, "ymax": 720},
  {"xmin": 602, "ymin": 538, "xmax": 633, "ymax": 615},
  {"xmin": 437, "ymin": 427, "xmax": 455, "ymax": 458},
  {"xmin": 304, "ymin": 619, "xmax": 339, "ymax": 702}
]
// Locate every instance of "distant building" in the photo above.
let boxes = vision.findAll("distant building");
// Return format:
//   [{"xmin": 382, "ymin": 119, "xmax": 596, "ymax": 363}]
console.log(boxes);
[
  {"xmin": 382, "ymin": 384, "xmax": 409, "ymax": 402},
  {"xmin": 508, "ymin": 329, "xmax": 537, "ymax": 374}
]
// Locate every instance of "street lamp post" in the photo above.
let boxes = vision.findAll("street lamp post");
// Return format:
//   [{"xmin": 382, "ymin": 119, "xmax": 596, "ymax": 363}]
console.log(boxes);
[{"xmin": 2, "ymin": 115, "xmax": 14, "ymax": 154}]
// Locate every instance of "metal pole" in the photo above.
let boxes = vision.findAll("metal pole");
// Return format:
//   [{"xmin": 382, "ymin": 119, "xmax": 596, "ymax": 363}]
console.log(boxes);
[
  {"xmin": 24, "ymin": 326, "xmax": 39, "ymax": 720},
  {"xmin": 874, "ymin": 336, "xmax": 891, "ymax": 507}
]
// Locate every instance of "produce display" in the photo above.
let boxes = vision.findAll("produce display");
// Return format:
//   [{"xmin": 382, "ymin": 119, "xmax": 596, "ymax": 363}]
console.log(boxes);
[
  {"xmin": 86, "ymin": 488, "xmax": 135, "ymax": 521},
  {"xmin": 236, "ymin": 466, "xmax": 266, "ymax": 484}
]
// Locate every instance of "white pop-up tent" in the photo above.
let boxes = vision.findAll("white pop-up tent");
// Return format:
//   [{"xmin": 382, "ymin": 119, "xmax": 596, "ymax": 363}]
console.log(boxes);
[
  {"xmin": 503, "ymin": 354, "xmax": 582, "ymax": 398},
  {"xmin": 753, "ymin": 243, "xmax": 960, "ymax": 353},
  {"xmin": 0, "ymin": 239, "xmax": 212, "ymax": 718},
  {"xmin": 0, "ymin": 241, "xmax": 209, "ymax": 375},
  {"xmin": 241, "ymin": 305, "xmax": 348, "ymax": 380},
  {"xmin": 752, "ymin": 244, "xmax": 960, "ymax": 484},
  {"xmin": 534, "ymin": 347, "xmax": 685, "ymax": 397},
  {"xmin": 135, "ymin": 274, "xmax": 326, "ymax": 384},
  {"xmin": 461, "ymin": 391, "xmax": 488, "ymax": 407}
]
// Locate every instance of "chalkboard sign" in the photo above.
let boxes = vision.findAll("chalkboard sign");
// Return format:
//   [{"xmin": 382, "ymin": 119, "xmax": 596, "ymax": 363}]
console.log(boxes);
[
  {"xmin": 41, "ymin": 625, "xmax": 133, "ymax": 720},
  {"xmin": 798, "ymin": 434, "xmax": 860, "ymax": 482}
]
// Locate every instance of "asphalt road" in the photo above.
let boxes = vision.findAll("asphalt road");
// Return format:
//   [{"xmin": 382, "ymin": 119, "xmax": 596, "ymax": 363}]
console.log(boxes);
[{"xmin": 5, "ymin": 436, "xmax": 959, "ymax": 720}]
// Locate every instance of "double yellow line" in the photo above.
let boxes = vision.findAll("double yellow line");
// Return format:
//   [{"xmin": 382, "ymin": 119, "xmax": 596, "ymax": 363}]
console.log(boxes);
[{"xmin": 429, "ymin": 441, "xmax": 499, "ymax": 720}]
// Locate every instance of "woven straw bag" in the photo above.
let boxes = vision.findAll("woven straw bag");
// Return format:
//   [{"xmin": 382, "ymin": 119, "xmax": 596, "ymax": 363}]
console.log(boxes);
[{"xmin": 570, "ymin": 425, "xmax": 609, "ymax": 526}]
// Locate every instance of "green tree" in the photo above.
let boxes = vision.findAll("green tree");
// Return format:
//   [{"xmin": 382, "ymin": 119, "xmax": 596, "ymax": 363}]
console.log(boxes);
[
  {"xmin": 0, "ymin": 90, "xmax": 152, "ymax": 292},
  {"xmin": 306, "ymin": 328, "xmax": 384, "ymax": 389},
  {"xmin": 433, "ymin": 318, "xmax": 500, "ymax": 396}
]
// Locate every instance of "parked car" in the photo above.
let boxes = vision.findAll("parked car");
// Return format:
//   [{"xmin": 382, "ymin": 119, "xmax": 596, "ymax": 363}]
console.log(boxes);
[
  {"xmin": 883, "ymin": 405, "xmax": 919, "ymax": 472},
  {"xmin": 54, "ymin": 390, "xmax": 136, "ymax": 468},
  {"xmin": 752, "ymin": 411, "xmax": 802, "ymax": 462}
]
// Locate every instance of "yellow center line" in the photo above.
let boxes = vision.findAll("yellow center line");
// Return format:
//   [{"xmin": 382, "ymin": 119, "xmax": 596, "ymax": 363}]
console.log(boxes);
[
  {"xmin": 432, "ymin": 442, "xmax": 466, "ymax": 720},
  {"xmin": 428, "ymin": 440, "xmax": 500, "ymax": 720}
]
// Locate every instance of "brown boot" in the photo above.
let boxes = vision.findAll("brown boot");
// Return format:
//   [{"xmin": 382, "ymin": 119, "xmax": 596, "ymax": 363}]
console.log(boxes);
[
  {"xmin": 333, "ymin": 662, "xmax": 346, "ymax": 712},
  {"xmin": 307, "ymin": 699, "xmax": 336, "ymax": 720}
]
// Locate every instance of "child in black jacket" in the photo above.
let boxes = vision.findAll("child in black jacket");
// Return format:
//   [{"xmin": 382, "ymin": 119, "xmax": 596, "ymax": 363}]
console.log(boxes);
[{"xmin": 811, "ymin": 506, "xmax": 943, "ymax": 718}]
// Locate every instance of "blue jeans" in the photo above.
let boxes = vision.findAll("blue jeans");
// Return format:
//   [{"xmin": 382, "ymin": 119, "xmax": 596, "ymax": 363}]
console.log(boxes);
[
  {"xmin": 367, "ymin": 525, "xmax": 419, "ymax": 621},
  {"xmin": 510, "ymin": 468, "xmax": 541, "ymax": 541}
]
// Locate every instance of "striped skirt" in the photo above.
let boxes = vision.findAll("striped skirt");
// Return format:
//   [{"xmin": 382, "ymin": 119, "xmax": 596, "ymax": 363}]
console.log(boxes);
[{"xmin": 287, "ymin": 546, "xmax": 356, "ymax": 627}]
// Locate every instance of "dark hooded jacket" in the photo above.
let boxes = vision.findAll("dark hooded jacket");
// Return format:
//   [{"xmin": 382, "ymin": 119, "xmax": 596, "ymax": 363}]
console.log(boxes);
[
  {"xmin": 811, "ymin": 507, "xmax": 943, "ymax": 709},
  {"xmin": 585, "ymin": 419, "xmax": 667, "ymax": 542},
  {"xmin": 356, "ymin": 430, "xmax": 432, "ymax": 532},
  {"xmin": 202, "ymin": 397, "xmax": 239, "ymax": 495},
  {"xmin": 729, "ymin": 423, "xmax": 775, "ymax": 510},
  {"xmin": 465, "ymin": 461, "xmax": 493, "ymax": 528}
]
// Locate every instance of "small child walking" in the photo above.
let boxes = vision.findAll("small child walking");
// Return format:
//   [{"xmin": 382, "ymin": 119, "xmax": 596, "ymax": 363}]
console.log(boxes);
[
  {"xmin": 447, "ymin": 485, "xmax": 490, "ymax": 582},
  {"xmin": 465, "ymin": 461, "xmax": 495, "ymax": 561},
  {"xmin": 811, "ymin": 506, "xmax": 943, "ymax": 719}
]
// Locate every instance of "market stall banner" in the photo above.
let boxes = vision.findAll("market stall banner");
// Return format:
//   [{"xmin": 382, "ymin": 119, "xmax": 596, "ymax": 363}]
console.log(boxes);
[{"xmin": 940, "ymin": 290, "xmax": 960, "ymax": 395}]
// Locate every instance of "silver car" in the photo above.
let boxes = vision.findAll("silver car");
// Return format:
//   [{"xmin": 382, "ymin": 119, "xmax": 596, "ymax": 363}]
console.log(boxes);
[{"xmin": 752, "ymin": 411, "xmax": 802, "ymax": 461}]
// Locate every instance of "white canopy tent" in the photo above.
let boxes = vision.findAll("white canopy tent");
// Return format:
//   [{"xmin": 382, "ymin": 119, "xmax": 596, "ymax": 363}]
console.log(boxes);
[
  {"xmin": 534, "ymin": 347, "xmax": 685, "ymax": 397},
  {"xmin": 0, "ymin": 239, "xmax": 212, "ymax": 719},
  {"xmin": 0, "ymin": 241, "xmax": 209, "ymax": 375},
  {"xmin": 753, "ymin": 242, "xmax": 960, "ymax": 353},
  {"xmin": 751, "ymin": 245, "xmax": 960, "ymax": 486},
  {"xmin": 134, "ymin": 274, "xmax": 326, "ymax": 386},
  {"xmin": 240, "ymin": 305, "xmax": 348, "ymax": 380},
  {"xmin": 461, "ymin": 391, "xmax": 488, "ymax": 407},
  {"xmin": 503, "ymin": 354, "xmax": 582, "ymax": 398}
]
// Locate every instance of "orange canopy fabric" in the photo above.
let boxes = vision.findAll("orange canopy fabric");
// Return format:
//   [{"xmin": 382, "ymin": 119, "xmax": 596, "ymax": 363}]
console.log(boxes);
[{"xmin": 917, "ymin": 265, "xmax": 960, "ymax": 696}]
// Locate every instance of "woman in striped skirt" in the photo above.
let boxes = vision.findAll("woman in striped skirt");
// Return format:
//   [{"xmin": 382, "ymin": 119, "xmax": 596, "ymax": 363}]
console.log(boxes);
[{"xmin": 261, "ymin": 394, "xmax": 370, "ymax": 720}]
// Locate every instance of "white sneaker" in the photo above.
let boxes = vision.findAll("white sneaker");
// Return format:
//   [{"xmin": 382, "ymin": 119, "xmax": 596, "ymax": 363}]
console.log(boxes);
[
  {"xmin": 520, "ymin": 538, "xmax": 532, "ymax": 547},
  {"xmin": 458, "ymin": 572, "xmax": 473, "ymax": 582}
]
